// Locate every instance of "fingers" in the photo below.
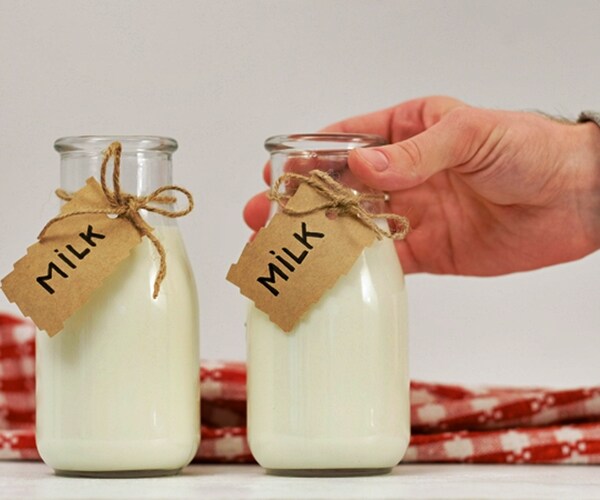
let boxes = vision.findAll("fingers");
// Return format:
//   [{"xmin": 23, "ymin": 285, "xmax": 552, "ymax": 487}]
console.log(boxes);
[
  {"xmin": 263, "ymin": 162, "xmax": 271, "ymax": 186},
  {"xmin": 242, "ymin": 188, "xmax": 423, "ymax": 275},
  {"xmin": 321, "ymin": 95, "xmax": 464, "ymax": 142},
  {"xmin": 347, "ymin": 107, "xmax": 500, "ymax": 191},
  {"xmin": 243, "ymin": 190, "xmax": 270, "ymax": 231}
]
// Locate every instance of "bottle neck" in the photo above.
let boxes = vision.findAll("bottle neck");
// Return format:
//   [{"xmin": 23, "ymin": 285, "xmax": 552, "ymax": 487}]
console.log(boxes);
[
  {"xmin": 59, "ymin": 150, "xmax": 177, "ymax": 227},
  {"xmin": 268, "ymin": 150, "xmax": 386, "ymax": 221},
  {"xmin": 59, "ymin": 151, "xmax": 173, "ymax": 196}
]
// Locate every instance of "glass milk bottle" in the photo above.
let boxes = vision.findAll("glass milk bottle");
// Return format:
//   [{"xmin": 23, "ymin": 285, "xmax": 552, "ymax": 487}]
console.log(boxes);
[
  {"xmin": 36, "ymin": 136, "xmax": 200, "ymax": 477},
  {"xmin": 247, "ymin": 134, "xmax": 410, "ymax": 475}
]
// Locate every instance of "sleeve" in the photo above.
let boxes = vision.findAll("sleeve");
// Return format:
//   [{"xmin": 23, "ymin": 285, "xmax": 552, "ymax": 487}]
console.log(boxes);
[{"xmin": 578, "ymin": 111, "xmax": 600, "ymax": 126}]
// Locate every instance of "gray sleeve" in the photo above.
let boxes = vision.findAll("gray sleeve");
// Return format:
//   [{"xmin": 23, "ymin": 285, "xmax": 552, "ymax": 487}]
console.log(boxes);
[{"xmin": 578, "ymin": 111, "xmax": 600, "ymax": 126}]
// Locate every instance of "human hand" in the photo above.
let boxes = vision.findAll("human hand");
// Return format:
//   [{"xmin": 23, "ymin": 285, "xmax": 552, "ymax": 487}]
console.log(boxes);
[{"xmin": 244, "ymin": 96, "xmax": 600, "ymax": 275}]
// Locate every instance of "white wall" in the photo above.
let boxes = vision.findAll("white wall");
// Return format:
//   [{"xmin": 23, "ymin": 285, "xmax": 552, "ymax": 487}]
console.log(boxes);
[{"xmin": 1, "ymin": 0, "xmax": 598, "ymax": 387}]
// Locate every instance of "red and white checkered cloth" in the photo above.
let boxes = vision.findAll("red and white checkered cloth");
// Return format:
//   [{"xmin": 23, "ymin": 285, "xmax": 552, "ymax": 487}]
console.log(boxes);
[{"xmin": 1, "ymin": 313, "xmax": 599, "ymax": 464}]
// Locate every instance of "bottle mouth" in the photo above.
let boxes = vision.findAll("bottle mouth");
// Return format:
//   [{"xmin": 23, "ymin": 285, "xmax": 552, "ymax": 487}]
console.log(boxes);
[
  {"xmin": 265, "ymin": 133, "xmax": 386, "ymax": 154},
  {"xmin": 54, "ymin": 136, "xmax": 178, "ymax": 154}
]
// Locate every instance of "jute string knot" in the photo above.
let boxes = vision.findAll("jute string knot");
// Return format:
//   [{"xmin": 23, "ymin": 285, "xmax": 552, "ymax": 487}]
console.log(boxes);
[
  {"xmin": 269, "ymin": 170, "xmax": 410, "ymax": 240},
  {"xmin": 39, "ymin": 141, "xmax": 194, "ymax": 299}
]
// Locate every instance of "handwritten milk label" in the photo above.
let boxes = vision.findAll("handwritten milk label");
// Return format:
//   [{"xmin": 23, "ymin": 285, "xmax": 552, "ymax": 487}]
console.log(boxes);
[
  {"xmin": 36, "ymin": 224, "xmax": 106, "ymax": 295},
  {"xmin": 1, "ymin": 178, "xmax": 141, "ymax": 336},
  {"xmin": 227, "ymin": 183, "xmax": 376, "ymax": 332},
  {"xmin": 257, "ymin": 222, "xmax": 324, "ymax": 297}
]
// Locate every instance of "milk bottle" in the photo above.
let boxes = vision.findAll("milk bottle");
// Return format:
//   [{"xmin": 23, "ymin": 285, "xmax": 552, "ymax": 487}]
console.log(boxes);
[
  {"xmin": 247, "ymin": 134, "xmax": 410, "ymax": 475},
  {"xmin": 36, "ymin": 137, "xmax": 199, "ymax": 477}
]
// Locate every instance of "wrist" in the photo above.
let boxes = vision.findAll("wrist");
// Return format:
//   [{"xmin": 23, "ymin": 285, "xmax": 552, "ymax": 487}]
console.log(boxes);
[{"xmin": 572, "ymin": 121, "xmax": 600, "ymax": 251}]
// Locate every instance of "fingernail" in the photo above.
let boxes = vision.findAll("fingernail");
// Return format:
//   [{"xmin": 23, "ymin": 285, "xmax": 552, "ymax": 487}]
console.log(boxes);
[{"xmin": 357, "ymin": 149, "xmax": 389, "ymax": 172}]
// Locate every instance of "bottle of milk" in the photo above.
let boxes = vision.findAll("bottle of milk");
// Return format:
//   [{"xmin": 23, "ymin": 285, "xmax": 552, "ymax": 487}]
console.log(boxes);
[
  {"xmin": 247, "ymin": 134, "xmax": 410, "ymax": 476},
  {"xmin": 36, "ymin": 136, "xmax": 200, "ymax": 477}
]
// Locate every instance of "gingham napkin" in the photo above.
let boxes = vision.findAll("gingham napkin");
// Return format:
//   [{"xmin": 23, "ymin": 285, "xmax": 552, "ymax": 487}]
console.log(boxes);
[{"xmin": 1, "ymin": 313, "xmax": 598, "ymax": 464}]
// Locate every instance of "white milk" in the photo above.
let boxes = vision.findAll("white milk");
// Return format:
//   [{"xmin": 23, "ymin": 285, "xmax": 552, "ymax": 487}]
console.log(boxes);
[
  {"xmin": 36, "ymin": 225, "xmax": 199, "ymax": 475},
  {"xmin": 247, "ymin": 237, "xmax": 410, "ymax": 472}
]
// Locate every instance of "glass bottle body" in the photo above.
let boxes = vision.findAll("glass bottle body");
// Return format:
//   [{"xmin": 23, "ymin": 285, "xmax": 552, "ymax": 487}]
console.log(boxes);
[
  {"xmin": 35, "ymin": 137, "xmax": 200, "ymax": 477},
  {"xmin": 246, "ymin": 134, "xmax": 410, "ymax": 475}
]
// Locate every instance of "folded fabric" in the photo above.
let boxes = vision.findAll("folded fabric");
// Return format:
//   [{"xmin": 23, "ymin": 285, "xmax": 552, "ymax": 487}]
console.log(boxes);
[{"xmin": 1, "ymin": 313, "xmax": 598, "ymax": 464}]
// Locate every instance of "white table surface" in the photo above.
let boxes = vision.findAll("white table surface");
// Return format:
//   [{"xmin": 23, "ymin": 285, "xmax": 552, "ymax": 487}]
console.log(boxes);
[{"xmin": 1, "ymin": 462, "xmax": 599, "ymax": 499}]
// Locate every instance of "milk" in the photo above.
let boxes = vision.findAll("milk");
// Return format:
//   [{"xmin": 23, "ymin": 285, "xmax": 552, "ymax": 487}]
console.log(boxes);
[
  {"xmin": 36, "ymin": 225, "xmax": 200, "ymax": 475},
  {"xmin": 247, "ymin": 237, "xmax": 410, "ymax": 472}
]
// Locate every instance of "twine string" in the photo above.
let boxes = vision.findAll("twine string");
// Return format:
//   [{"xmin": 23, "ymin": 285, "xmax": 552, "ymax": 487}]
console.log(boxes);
[
  {"xmin": 268, "ymin": 170, "xmax": 409, "ymax": 240},
  {"xmin": 38, "ymin": 141, "xmax": 194, "ymax": 299}
]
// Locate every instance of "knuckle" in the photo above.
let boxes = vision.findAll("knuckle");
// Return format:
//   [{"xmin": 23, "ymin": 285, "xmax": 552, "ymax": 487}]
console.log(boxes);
[
  {"xmin": 421, "ymin": 96, "xmax": 466, "ymax": 125},
  {"xmin": 393, "ymin": 139, "xmax": 423, "ymax": 180},
  {"xmin": 444, "ymin": 106, "xmax": 479, "ymax": 130},
  {"xmin": 443, "ymin": 107, "xmax": 494, "ymax": 165}
]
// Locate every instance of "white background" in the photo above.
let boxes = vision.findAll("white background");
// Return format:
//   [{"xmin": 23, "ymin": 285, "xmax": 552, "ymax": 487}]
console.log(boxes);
[{"xmin": 0, "ymin": 0, "xmax": 598, "ymax": 387}]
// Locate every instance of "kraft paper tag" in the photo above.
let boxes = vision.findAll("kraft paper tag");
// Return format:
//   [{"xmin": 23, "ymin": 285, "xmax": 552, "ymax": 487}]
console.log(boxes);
[
  {"xmin": 227, "ymin": 183, "xmax": 376, "ymax": 332},
  {"xmin": 1, "ymin": 178, "xmax": 141, "ymax": 336}
]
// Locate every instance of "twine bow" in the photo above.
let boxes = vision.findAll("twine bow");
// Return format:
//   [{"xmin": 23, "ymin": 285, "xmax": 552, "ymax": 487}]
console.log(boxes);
[
  {"xmin": 269, "ymin": 170, "xmax": 409, "ymax": 240},
  {"xmin": 38, "ymin": 141, "xmax": 194, "ymax": 299}
]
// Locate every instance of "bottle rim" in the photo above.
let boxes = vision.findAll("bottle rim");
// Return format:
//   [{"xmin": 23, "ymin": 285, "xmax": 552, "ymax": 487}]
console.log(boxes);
[
  {"xmin": 54, "ymin": 136, "xmax": 178, "ymax": 154},
  {"xmin": 264, "ymin": 133, "xmax": 386, "ymax": 154}
]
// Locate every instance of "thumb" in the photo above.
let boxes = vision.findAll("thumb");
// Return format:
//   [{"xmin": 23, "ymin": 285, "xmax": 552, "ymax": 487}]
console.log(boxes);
[{"xmin": 348, "ymin": 107, "xmax": 499, "ymax": 191}]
